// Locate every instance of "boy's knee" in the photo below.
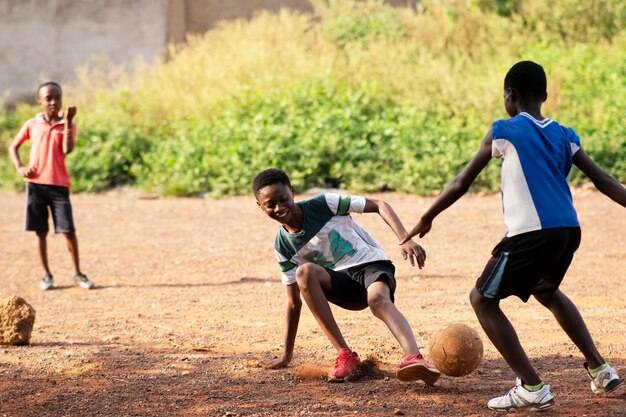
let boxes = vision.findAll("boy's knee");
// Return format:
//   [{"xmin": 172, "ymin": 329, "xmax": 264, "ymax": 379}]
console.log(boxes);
[
  {"xmin": 534, "ymin": 290, "xmax": 558, "ymax": 307},
  {"xmin": 470, "ymin": 287, "xmax": 501, "ymax": 317},
  {"xmin": 36, "ymin": 230, "xmax": 48, "ymax": 238},
  {"xmin": 469, "ymin": 287, "xmax": 487, "ymax": 311},
  {"xmin": 295, "ymin": 263, "xmax": 323, "ymax": 287},
  {"xmin": 368, "ymin": 291, "xmax": 391, "ymax": 314}
]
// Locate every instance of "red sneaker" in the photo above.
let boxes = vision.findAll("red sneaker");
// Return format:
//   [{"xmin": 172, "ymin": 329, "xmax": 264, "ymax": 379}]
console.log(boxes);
[
  {"xmin": 397, "ymin": 354, "xmax": 440, "ymax": 385},
  {"xmin": 327, "ymin": 348, "xmax": 360, "ymax": 382}
]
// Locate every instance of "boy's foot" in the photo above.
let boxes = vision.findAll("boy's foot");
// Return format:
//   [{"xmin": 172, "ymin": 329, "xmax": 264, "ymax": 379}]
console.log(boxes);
[
  {"xmin": 487, "ymin": 378, "xmax": 555, "ymax": 412},
  {"xmin": 327, "ymin": 348, "xmax": 360, "ymax": 382},
  {"xmin": 74, "ymin": 273, "xmax": 95, "ymax": 289},
  {"xmin": 39, "ymin": 273, "xmax": 53, "ymax": 291},
  {"xmin": 396, "ymin": 354, "xmax": 440, "ymax": 385},
  {"xmin": 585, "ymin": 362, "xmax": 624, "ymax": 394}
]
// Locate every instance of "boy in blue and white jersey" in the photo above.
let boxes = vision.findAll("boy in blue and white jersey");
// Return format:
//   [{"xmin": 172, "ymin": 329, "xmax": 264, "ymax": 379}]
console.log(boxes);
[
  {"xmin": 253, "ymin": 168, "xmax": 440, "ymax": 384},
  {"xmin": 402, "ymin": 61, "xmax": 626, "ymax": 412}
]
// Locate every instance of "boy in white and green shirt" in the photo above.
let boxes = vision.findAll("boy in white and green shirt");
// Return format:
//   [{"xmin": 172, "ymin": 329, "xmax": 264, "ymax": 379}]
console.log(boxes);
[{"xmin": 253, "ymin": 168, "xmax": 439, "ymax": 384}]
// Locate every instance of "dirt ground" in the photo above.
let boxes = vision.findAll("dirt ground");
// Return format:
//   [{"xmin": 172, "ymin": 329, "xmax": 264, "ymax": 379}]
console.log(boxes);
[{"xmin": 0, "ymin": 187, "xmax": 624, "ymax": 417}]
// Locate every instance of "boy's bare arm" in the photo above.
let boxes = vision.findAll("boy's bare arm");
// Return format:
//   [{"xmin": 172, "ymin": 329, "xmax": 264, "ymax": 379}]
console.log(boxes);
[
  {"xmin": 9, "ymin": 136, "xmax": 35, "ymax": 178},
  {"xmin": 573, "ymin": 148, "xmax": 626, "ymax": 207},
  {"xmin": 63, "ymin": 106, "xmax": 77, "ymax": 154},
  {"xmin": 264, "ymin": 283, "xmax": 302, "ymax": 369},
  {"xmin": 401, "ymin": 129, "xmax": 493, "ymax": 242},
  {"xmin": 363, "ymin": 198, "xmax": 426, "ymax": 268}
]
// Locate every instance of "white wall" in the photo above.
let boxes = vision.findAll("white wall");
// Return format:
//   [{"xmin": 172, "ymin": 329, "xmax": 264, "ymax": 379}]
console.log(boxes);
[{"xmin": 0, "ymin": 0, "xmax": 168, "ymax": 104}]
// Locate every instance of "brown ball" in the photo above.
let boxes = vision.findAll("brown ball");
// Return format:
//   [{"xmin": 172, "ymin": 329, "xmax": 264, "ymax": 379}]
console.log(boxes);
[{"xmin": 428, "ymin": 323, "xmax": 483, "ymax": 377}]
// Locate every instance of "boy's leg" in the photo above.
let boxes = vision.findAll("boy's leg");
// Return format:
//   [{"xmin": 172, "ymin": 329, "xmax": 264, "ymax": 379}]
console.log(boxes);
[
  {"xmin": 367, "ymin": 281, "xmax": 419, "ymax": 356},
  {"xmin": 36, "ymin": 230, "xmax": 52, "ymax": 276},
  {"xmin": 297, "ymin": 264, "xmax": 361, "ymax": 382},
  {"xmin": 36, "ymin": 230, "xmax": 54, "ymax": 290},
  {"xmin": 26, "ymin": 183, "xmax": 52, "ymax": 277},
  {"xmin": 50, "ymin": 186, "xmax": 93, "ymax": 289},
  {"xmin": 64, "ymin": 231, "xmax": 81, "ymax": 275},
  {"xmin": 295, "ymin": 263, "xmax": 349, "ymax": 352},
  {"xmin": 534, "ymin": 290, "xmax": 604, "ymax": 368},
  {"xmin": 367, "ymin": 280, "xmax": 440, "ymax": 384},
  {"xmin": 64, "ymin": 232, "xmax": 94, "ymax": 289},
  {"xmin": 469, "ymin": 287, "xmax": 541, "ymax": 386},
  {"xmin": 534, "ymin": 290, "xmax": 623, "ymax": 393}
]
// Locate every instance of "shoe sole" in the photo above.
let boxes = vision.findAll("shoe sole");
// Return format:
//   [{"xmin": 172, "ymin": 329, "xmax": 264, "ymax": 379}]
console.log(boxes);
[
  {"xmin": 397, "ymin": 363, "xmax": 440, "ymax": 385},
  {"xmin": 78, "ymin": 284, "xmax": 95, "ymax": 289},
  {"xmin": 488, "ymin": 399, "xmax": 555, "ymax": 413}
]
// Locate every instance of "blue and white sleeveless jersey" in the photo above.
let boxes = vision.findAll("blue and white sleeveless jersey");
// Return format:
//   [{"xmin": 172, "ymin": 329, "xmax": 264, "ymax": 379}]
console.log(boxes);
[
  {"xmin": 492, "ymin": 112, "xmax": 581, "ymax": 237},
  {"xmin": 274, "ymin": 193, "xmax": 388, "ymax": 285}
]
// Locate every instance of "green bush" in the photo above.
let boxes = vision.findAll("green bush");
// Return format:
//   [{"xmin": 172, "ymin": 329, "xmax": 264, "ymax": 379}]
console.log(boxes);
[
  {"xmin": 0, "ymin": 0, "xmax": 624, "ymax": 195},
  {"xmin": 313, "ymin": 0, "xmax": 406, "ymax": 45}
]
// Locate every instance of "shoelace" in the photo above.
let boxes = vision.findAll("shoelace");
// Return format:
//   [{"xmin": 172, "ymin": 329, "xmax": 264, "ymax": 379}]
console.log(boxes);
[
  {"xmin": 335, "ymin": 353, "xmax": 352, "ymax": 368},
  {"xmin": 505, "ymin": 385, "xmax": 524, "ymax": 403}
]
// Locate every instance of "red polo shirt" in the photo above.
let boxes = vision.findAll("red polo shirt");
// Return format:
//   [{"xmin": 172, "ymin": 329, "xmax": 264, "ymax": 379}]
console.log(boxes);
[{"xmin": 15, "ymin": 113, "xmax": 76, "ymax": 187}]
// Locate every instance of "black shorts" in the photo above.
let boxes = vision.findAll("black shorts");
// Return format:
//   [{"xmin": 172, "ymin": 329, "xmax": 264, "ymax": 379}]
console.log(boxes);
[
  {"xmin": 25, "ymin": 182, "xmax": 75, "ymax": 233},
  {"xmin": 476, "ymin": 227, "xmax": 581, "ymax": 302},
  {"xmin": 323, "ymin": 260, "xmax": 396, "ymax": 311}
]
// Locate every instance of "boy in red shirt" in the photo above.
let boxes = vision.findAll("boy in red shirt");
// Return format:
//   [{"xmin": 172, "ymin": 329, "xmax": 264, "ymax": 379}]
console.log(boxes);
[{"xmin": 9, "ymin": 81, "xmax": 94, "ymax": 290}]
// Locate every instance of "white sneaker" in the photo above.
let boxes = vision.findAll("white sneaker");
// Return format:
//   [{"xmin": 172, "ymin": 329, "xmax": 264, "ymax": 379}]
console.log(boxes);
[
  {"xmin": 39, "ymin": 274, "xmax": 53, "ymax": 291},
  {"xmin": 585, "ymin": 362, "xmax": 624, "ymax": 394},
  {"xmin": 487, "ymin": 378, "xmax": 555, "ymax": 412},
  {"xmin": 74, "ymin": 273, "xmax": 95, "ymax": 289}
]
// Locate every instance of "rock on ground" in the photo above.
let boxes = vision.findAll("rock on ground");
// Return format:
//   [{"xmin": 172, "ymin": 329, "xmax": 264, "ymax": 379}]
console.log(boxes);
[{"xmin": 0, "ymin": 295, "xmax": 36, "ymax": 345}]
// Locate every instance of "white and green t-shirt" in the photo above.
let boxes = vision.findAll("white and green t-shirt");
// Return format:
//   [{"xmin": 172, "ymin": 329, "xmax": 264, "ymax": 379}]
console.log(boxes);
[{"xmin": 274, "ymin": 193, "xmax": 388, "ymax": 285}]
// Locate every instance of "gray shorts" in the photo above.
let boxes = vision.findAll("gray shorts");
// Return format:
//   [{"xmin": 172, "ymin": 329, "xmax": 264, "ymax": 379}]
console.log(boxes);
[
  {"xmin": 323, "ymin": 260, "xmax": 396, "ymax": 311},
  {"xmin": 25, "ymin": 182, "xmax": 75, "ymax": 233}
]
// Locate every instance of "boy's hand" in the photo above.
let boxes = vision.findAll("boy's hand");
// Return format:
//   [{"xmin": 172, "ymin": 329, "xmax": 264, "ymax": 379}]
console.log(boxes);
[
  {"xmin": 66, "ymin": 106, "xmax": 77, "ymax": 121},
  {"xmin": 262, "ymin": 355, "xmax": 291, "ymax": 369},
  {"xmin": 400, "ymin": 240, "xmax": 426, "ymax": 268},
  {"xmin": 400, "ymin": 219, "xmax": 432, "ymax": 244},
  {"xmin": 18, "ymin": 166, "xmax": 35, "ymax": 178}
]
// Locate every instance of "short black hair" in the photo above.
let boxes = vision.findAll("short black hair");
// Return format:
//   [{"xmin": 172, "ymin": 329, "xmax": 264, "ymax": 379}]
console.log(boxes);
[
  {"xmin": 37, "ymin": 81, "xmax": 62, "ymax": 96},
  {"xmin": 504, "ymin": 61, "xmax": 547, "ymax": 101},
  {"xmin": 252, "ymin": 168, "xmax": 292, "ymax": 196}
]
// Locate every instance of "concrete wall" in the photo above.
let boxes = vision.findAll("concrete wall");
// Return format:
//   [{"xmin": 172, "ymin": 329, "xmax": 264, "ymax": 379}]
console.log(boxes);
[
  {"xmin": 175, "ymin": 0, "xmax": 415, "ymax": 38},
  {"xmin": 0, "ymin": 0, "xmax": 417, "ymax": 105},
  {"xmin": 182, "ymin": 0, "xmax": 312, "ymax": 38},
  {"xmin": 0, "ymin": 0, "xmax": 169, "ymax": 104}
]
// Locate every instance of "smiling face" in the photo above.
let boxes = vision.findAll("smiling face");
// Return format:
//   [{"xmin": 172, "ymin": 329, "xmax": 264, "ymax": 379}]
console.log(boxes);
[
  {"xmin": 256, "ymin": 182, "xmax": 299, "ymax": 227},
  {"xmin": 38, "ymin": 84, "xmax": 62, "ymax": 120}
]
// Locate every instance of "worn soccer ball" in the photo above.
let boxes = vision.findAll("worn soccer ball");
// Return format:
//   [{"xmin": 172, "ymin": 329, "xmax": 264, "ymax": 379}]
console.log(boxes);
[{"xmin": 428, "ymin": 323, "xmax": 483, "ymax": 377}]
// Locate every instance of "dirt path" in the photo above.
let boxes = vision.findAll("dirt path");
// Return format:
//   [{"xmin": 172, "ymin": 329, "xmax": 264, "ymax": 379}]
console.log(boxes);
[{"xmin": 0, "ymin": 188, "xmax": 624, "ymax": 416}]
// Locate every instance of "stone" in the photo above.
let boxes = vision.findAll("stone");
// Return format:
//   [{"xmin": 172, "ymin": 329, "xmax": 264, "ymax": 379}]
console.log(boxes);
[{"xmin": 0, "ymin": 296, "xmax": 36, "ymax": 345}]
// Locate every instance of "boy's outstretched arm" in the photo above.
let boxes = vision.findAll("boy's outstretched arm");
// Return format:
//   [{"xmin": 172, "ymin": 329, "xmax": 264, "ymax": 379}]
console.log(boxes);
[
  {"xmin": 263, "ymin": 283, "xmax": 302, "ymax": 369},
  {"xmin": 573, "ymin": 148, "xmax": 626, "ymax": 207},
  {"xmin": 363, "ymin": 198, "xmax": 426, "ymax": 268},
  {"xmin": 401, "ymin": 129, "xmax": 494, "ymax": 243}
]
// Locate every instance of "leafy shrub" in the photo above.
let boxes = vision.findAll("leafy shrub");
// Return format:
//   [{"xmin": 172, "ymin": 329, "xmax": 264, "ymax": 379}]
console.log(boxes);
[
  {"xmin": 0, "ymin": 0, "xmax": 623, "ymax": 195},
  {"xmin": 313, "ymin": 0, "xmax": 406, "ymax": 45}
]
